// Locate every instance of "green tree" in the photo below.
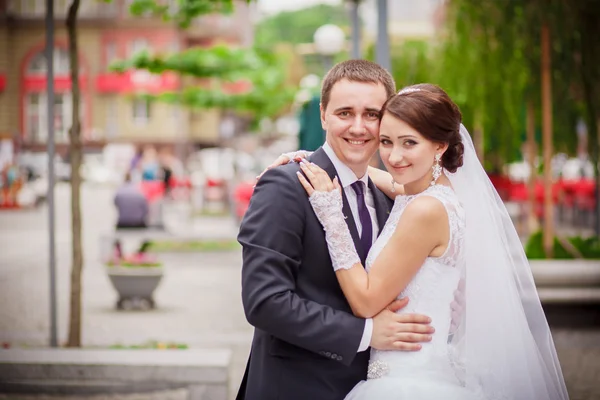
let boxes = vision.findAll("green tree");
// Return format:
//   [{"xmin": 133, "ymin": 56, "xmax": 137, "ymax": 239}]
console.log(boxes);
[
  {"xmin": 254, "ymin": 4, "xmax": 350, "ymax": 47},
  {"xmin": 437, "ymin": 0, "xmax": 600, "ymax": 254},
  {"xmin": 110, "ymin": 44, "xmax": 296, "ymax": 128},
  {"xmin": 254, "ymin": 4, "xmax": 351, "ymax": 74}
]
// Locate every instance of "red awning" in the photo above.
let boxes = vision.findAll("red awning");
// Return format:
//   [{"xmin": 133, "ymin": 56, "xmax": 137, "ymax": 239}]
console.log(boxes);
[
  {"xmin": 96, "ymin": 71, "xmax": 179, "ymax": 94},
  {"xmin": 23, "ymin": 76, "xmax": 88, "ymax": 91}
]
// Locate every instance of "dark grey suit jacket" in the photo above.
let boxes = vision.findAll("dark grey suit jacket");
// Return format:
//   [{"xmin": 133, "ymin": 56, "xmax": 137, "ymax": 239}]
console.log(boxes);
[{"xmin": 236, "ymin": 148, "xmax": 393, "ymax": 400}]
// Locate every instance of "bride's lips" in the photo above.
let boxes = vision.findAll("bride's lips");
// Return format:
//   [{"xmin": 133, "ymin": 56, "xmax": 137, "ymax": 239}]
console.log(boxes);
[{"xmin": 393, "ymin": 165, "xmax": 411, "ymax": 172}]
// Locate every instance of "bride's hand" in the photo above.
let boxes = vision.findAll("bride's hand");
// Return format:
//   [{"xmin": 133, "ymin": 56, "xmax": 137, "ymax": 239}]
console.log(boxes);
[{"xmin": 297, "ymin": 159, "xmax": 341, "ymax": 196}]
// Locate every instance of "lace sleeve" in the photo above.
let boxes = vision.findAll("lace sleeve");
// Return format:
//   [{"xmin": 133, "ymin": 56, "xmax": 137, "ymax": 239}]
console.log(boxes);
[{"xmin": 309, "ymin": 190, "xmax": 361, "ymax": 271}]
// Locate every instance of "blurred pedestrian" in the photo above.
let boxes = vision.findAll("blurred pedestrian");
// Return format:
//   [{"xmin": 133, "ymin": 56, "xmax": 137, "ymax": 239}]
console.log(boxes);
[{"xmin": 114, "ymin": 172, "xmax": 148, "ymax": 229}]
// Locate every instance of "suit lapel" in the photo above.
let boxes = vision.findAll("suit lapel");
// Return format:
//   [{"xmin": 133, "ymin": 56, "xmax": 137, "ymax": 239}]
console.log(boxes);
[
  {"xmin": 309, "ymin": 148, "xmax": 363, "ymax": 260},
  {"xmin": 368, "ymin": 177, "xmax": 392, "ymax": 237}
]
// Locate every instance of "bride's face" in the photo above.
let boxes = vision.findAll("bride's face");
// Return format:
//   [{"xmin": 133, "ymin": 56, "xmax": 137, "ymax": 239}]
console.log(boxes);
[{"xmin": 379, "ymin": 113, "xmax": 446, "ymax": 187}]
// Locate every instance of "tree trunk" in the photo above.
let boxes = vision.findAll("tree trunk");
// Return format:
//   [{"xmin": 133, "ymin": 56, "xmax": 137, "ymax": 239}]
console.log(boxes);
[
  {"xmin": 541, "ymin": 23, "xmax": 554, "ymax": 258},
  {"xmin": 526, "ymin": 98, "xmax": 539, "ymax": 234},
  {"xmin": 66, "ymin": 0, "xmax": 82, "ymax": 347}
]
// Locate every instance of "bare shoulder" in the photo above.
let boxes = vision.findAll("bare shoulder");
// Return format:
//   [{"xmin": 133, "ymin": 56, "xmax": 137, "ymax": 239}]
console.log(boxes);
[{"xmin": 404, "ymin": 195, "xmax": 447, "ymax": 221}]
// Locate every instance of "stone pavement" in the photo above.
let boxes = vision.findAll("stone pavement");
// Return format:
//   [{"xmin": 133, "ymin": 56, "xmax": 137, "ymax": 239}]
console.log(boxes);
[{"xmin": 0, "ymin": 183, "xmax": 599, "ymax": 400}]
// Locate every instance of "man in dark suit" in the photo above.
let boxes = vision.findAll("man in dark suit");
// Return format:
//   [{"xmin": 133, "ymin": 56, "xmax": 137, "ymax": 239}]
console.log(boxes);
[{"xmin": 237, "ymin": 60, "xmax": 435, "ymax": 400}]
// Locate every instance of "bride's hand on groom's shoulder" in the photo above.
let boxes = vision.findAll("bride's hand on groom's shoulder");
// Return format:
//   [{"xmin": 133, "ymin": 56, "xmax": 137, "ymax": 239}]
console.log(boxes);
[
  {"xmin": 370, "ymin": 297, "xmax": 435, "ymax": 352},
  {"xmin": 297, "ymin": 159, "xmax": 340, "ymax": 196}
]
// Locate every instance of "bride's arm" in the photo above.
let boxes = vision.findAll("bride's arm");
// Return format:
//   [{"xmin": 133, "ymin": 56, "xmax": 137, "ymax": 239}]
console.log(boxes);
[
  {"xmin": 367, "ymin": 166, "xmax": 404, "ymax": 197},
  {"xmin": 334, "ymin": 197, "xmax": 446, "ymax": 318},
  {"xmin": 297, "ymin": 162, "xmax": 446, "ymax": 318}
]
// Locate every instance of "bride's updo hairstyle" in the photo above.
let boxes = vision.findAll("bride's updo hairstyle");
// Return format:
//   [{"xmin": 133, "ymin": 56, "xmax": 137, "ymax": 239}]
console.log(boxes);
[{"xmin": 380, "ymin": 83, "xmax": 464, "ymax": 173}]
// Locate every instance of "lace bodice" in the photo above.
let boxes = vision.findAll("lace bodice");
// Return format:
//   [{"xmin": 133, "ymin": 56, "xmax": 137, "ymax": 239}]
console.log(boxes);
[{"xmin": 366, "ymin": 184, "xmax": 466, "ymax": 380}]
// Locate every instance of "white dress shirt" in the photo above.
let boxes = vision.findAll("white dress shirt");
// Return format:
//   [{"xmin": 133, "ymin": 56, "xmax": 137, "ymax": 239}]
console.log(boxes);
[{"xmin": 323, "ymin": 142, "xmax": 378, "ymax": 352}]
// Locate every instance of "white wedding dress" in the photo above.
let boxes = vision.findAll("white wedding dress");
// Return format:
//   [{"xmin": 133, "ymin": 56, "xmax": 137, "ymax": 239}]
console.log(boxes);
[{"xmin": 345, "ymin": 184, "xmax": 484, "ymax": 400}]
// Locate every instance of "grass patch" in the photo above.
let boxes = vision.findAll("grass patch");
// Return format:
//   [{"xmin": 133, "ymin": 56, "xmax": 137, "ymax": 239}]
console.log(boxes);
[
  {"xmin": 147, "ymin": 239, "xmax": 240, "ymax": 252},
  {"xmin": 109, "ymin": 340, "xmax": 188, "ymax": 350},
  {"xmin": 525, "ymin": 230, "xmax": 600, "ymax": 259}
]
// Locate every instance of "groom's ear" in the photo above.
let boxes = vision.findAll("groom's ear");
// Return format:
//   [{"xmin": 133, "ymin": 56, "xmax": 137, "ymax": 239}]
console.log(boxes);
[{"xmin": 320, "ymin": 103, "xmax": 327, "ymax": 130}]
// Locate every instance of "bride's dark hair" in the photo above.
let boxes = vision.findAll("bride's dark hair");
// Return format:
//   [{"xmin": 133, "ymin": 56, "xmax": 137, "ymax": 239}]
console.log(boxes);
[{"xmin": 380, "ymin": 84, "xmax": 464, "ymax": 173}]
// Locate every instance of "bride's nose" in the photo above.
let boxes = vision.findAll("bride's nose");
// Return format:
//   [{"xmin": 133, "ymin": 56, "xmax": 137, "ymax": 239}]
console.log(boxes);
[{"xmin": 387, "ymin": 147, "xmax": 404, "ymax": 165}]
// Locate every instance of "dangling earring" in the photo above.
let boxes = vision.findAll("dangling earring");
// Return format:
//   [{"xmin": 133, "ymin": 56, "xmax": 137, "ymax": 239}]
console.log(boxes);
[
  {"xmin": 391, "ymin": 179, "xmax": 396, "ymax": 193},
  {"xmin": 431, "ymin": 154, "xmax": 442, "ymax": 186}
]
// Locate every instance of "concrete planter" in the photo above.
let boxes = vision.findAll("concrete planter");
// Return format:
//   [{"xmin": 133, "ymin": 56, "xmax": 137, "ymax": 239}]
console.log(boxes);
[
  {"xmin": 529, "ymin": 259, "xmax": 600, "ymax": 303},
  {"xmin": 106, "ymin": 266, "xmax": 164, "ymax": 310}
]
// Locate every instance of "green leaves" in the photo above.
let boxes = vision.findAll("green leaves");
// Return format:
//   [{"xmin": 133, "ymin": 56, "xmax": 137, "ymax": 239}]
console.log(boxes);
[
  {"xmin": 111, "ymin": 44, "xmax": 296, "ymax": 127},
  {"xmin": 127, "ymin": 0, "xmax": 241, "ymax": 28}
]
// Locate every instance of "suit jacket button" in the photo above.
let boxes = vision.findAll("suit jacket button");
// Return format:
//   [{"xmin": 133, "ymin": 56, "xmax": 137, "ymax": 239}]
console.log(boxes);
[
  {"xmin": 337, "ymin": 355, "xmax": 343, "ymax": 361},
  {"xmin": 325, "ymin": 352, "xmax": 331, "ymax": 357},
  {"xmin": 331, "ymin": 353, "xmax": 337, "ymax": 359}
]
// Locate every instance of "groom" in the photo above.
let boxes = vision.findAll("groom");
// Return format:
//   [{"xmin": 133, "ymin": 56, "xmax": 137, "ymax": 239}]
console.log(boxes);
[{"xmin": 237, "ymin": 60, "xmax": 435, "ymax": 400}]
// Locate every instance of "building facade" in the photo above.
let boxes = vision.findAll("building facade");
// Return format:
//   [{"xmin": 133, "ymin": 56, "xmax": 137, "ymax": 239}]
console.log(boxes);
[{"xmin": 0, "ymin": 0, "xmax": 254, "ymax": 156}]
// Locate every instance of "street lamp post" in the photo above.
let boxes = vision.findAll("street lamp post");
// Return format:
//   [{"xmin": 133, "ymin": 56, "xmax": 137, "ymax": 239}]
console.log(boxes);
[
  {"xmin": 313, "ymin": 24, "xmax": 346, "ymax": 72},
  {"xmin": 376, "ymin": 0, "xmax": 390, "ymax": 71},
  {"xmin": 346, "ymin": 0, "xmax": 362, "ymax": 59}
]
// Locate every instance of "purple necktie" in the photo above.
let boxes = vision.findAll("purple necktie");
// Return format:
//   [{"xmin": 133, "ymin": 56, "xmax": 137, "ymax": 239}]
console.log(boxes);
[{"xmin": 351, "ymin": 181, "xmax": 373, "ymax": 259}]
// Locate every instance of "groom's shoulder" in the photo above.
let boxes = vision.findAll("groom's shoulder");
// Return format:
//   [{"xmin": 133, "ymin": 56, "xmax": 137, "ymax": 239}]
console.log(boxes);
[{"xmin": 255, "ymin": 162, "xmax": 302, "ymax": 193}]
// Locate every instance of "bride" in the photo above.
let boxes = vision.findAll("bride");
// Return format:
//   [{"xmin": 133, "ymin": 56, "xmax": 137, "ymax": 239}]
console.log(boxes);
[{"xmin": 287, "ymin": 84, "xmax": 568, "ymax": 399}]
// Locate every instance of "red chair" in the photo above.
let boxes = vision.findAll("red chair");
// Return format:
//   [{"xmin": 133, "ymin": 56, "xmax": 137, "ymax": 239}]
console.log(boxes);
[{"xmin": 233, "ymin": 181, "xmax": 254, "ymax": 221}]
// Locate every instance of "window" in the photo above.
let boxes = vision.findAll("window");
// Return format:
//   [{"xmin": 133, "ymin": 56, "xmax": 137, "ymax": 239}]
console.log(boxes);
[
  {"xmin": 129, "ymin": 38, "xmax": 149, "ymax": 57},
  {"xmin": 106, "ymin": 99, "xmax": 118, "ymax": 138},
  {"xmin": 28, "ymin": 53, "xmax": 46, "ymax": 74},
  {"xmin": 26, "ymin": 93, "xmax": 44, "ymax": 142},
  {"xmin": 26, "ymin": 93, "xmax": 72, "ymax": 143},
  {"xmin": 132, "ymin": 98, "xmax": 151, "ymax": 125},
  {"xmin": 105, "ymin": 41, "xmax": 117, "ymax": 68},
  {"xmin": 26, "ymin": 48, "xmax": 72, "ymax": 75}
]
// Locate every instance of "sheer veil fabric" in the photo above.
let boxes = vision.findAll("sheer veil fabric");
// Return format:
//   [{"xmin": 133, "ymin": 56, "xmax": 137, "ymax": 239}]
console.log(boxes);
[{"xmin": 447, "ymin": 125, "xmax": 569, "ymax": 400}]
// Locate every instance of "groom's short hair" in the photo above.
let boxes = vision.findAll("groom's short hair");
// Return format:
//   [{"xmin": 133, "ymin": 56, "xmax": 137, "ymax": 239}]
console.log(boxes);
[{"xmin": 320, "ymin": 59, "xmax": 396, "ymax": 111}]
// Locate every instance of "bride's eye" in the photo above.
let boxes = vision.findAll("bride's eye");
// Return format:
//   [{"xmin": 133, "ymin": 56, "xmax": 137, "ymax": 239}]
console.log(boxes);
[
  {"xmin": 404, "ymin": 140, "xmax": 417, "ymax": 146},
  {"xmin": 380, "ymin": 139, "xmax": 392, "ymax": 145}
]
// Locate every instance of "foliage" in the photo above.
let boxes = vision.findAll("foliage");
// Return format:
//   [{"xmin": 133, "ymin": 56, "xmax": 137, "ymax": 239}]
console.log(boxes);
[
  {"xmin": 435, "ymin": 0, "xmax": 597, "ymax": 168},
  {"xmin": 365, "ymin": 40, "xmax": 435, "ymax": 90},
  {"xmin": 254, "ymin": 3, "xmax": 350, "ymax": 75},
  {"xmin": 111, "ymin": 45, "xmax": 297, "ymax": 126},
  {"xmin": 128, "ymin": 0, "xmax": 249, "ymax": 28},
  {"xmin": 525, "ymin": 230, "xmax": 600, "ymax": 259},
  {"xmin": 254, "ymin": 4, "xmax": 350, "ymax": 47}
]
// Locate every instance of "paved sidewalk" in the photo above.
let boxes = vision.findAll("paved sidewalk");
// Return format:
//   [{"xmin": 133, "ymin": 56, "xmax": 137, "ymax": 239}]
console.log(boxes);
[{"xmin": 1, "ymin": 184, "xmax": 599, "ymax": 400}]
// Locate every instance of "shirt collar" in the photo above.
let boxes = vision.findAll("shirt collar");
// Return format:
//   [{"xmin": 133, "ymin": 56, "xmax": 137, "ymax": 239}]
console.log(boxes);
[{"xmin": 322, "ymin": 141, "xmax": 369, "ymax": 189}]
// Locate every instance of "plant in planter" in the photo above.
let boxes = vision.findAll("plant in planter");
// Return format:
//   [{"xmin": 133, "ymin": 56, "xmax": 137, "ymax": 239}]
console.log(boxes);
[{"xmin": 106, "ymin": 242, "xmax": 164, "ymax": 311}]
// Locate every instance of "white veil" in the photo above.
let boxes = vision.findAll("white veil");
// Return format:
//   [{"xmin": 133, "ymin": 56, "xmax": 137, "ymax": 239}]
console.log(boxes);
[{"xmin": 447, "ymin": 124, "xmax": 569, "ymax": 400}]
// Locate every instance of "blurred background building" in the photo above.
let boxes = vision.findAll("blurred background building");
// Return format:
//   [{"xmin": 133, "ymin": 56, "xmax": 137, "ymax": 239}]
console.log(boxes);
[{"xmin": 0, "ymin": 0, "xmax": 254, "ymax": 158}]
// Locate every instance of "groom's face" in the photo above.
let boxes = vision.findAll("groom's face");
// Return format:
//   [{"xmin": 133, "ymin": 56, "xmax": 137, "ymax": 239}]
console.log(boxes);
[{"xmin": 320, "ymin": 79, "xmax": 388, "ymax": 176}]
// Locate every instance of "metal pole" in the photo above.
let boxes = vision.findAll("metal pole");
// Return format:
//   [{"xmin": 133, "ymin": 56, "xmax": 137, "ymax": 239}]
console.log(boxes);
[
  {"xmin": 45, "ymin": 0, "xmax": 58, "ymax": 348},
  {"xmin": 349, "ymin": 0, "xmax": 361, "ymax": 59},
  {"xmin": 375, "ymin": 0, "xmax": 390, "ymax": 71}
]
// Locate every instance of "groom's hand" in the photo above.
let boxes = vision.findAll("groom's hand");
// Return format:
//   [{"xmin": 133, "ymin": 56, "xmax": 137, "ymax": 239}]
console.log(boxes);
[{"xmin": 370, "ymin": 297, "xmax": 434, "ymax": 351}]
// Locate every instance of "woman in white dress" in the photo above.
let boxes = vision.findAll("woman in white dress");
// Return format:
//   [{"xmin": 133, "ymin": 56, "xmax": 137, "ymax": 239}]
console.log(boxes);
[{"xmin": 295, "ymin": 84, "xmax": 568, "ymax": 400}]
